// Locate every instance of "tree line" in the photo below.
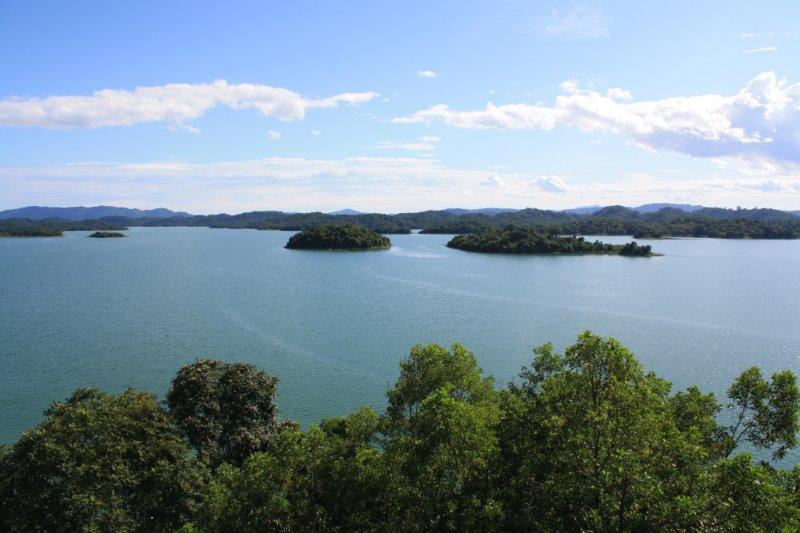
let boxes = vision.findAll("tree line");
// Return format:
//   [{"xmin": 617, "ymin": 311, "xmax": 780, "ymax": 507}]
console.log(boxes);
[
  {"xmin": 1, "ymin": 332, "xmax": 799, "ymax": 531},
  {"xmin": 4, "ymin": 205, "xmax": 800, "ymax": 239}
]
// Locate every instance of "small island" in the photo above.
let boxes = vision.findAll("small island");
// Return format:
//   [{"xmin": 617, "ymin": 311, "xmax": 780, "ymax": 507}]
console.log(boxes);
[
  {"xmin": 285, "ymin": 224, "xmax": 391, "ymax": 250},
  {"xmin": 89, "ymin": 231, "xmax": 126, "ymax": 238},
  {"xmin": 446, "ymin": 226, "xmax": 657, "ymax": 256}
]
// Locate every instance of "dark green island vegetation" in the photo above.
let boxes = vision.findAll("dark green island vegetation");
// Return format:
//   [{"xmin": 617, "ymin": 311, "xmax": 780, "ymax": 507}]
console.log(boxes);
[
  {"xmin": 447, "ymin": 226, "xmax": 655, "ymax": 256},
  {"xmin": 88, "ymin": 231, "xmax": 126, "ymax": 238},
  {"xmin": 0, "ymin": 218, "xmax": 127, "ymax": 237},
  {"xmin": 4, "ymin": 205, "xmax": 800, "ymax": 239},
  {"xmin": 1, "ymin": 331, "xmax": 799, "ymax": 531},
  {"xmin": 285, "ymin": 224, "xmax": 390, "ymax": 250}
]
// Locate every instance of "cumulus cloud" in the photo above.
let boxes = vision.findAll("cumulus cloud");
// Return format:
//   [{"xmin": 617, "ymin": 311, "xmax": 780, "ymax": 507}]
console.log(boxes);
[
  {"xmin": 266, "ymin": 130, "xmax": 282, "ymax": 140},
  {"xmin": 310, "ymin": 129, "xmax": 321, "ymax": 136},
  {"xmin": 742, "ymin": 46, "xmax": 778, "ymax": 54},
  {"xmin": 0, "ymin": 81, "xmax": 379, "ymax": 129},
  {"xmin": 540, "ymin": 5, "xmax": 610, "ymax": 38},
  {"xmin": 532, "ymin": 175, "xmax": 568, "ymax": 193},
  {"xmin": 417, "ymin": 70, "xmax": 438, "ymax": 79},
  {"xmin": 395, "ymin": 71, "xmax": 800, "ymax": 171}
]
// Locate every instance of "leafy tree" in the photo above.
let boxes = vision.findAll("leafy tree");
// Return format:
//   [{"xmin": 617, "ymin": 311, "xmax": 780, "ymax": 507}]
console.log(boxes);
[
  {"xmin": 167, "ymin": 359, "xmax": 280, "ymax": 467},
  {"xmin": 0, "ymin": 388, "xmax": 200, "ymax": 532},
  {"xmin": 384, "ymin": 342, "xmax": 495, "ymax": 429},
  {"xmin": 501, "ymin": 333, "xmax": 800, "ymax": 531},
  {"xmin": 724, "ymin": 367, "xmax": 800, "ymax": 460},
  {"xmin": 192, "ymin": 408, "xmax": 389, "ymax": 531},
  {"xmin": 383, "ymin": 343, "xmax": 502, "ymax": 529}
]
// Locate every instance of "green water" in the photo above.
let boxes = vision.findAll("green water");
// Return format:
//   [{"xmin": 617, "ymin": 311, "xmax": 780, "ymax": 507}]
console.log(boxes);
[{"xmin": 2, "ymin": 227, "xmax": 799, "ymax": 452}]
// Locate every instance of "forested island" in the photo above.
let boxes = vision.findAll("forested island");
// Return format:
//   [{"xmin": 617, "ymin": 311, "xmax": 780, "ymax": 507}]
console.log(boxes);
[
  {"xmin": 285, "ymin": 224, "xmax": 391, "ymax": 250},
  {"xmin": 447, "ymin": 226, "xmax": 655, "ymax": 256},
  {"xmin": 88, "ymin": 231, "xmax": 125, "ymax": 238},
  {"xmin": 0, "ymin": 218, "xmax": 126, "ymax": 237},
  {"xmin": 1, "ymin": 332, "xmax": 798, "ymax": 531}
]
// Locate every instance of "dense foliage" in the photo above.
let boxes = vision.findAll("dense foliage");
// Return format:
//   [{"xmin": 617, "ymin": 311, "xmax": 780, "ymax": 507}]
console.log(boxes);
[
  {"xmin": 0, "ymin": 389, "xmax": 200, "ymax": 531},
  {"xmin": 447, "ymin": 226, "xmax": 654, "ymax": 256},
  {"xmin": 1, "ymin": 332, "xmax": 799, "ymax": 531},
  {"xmin": 89, "ymin": 231, "xmax": 125, "ymax": 238},
  {"xmin": 0, "ymin": 218, "xmax": 126, "ymax": 237},
  {"xmin": 421, "ymin": 208, "xmax": 800, "ymax": 239},
  {"xmin": 167, "ymin": 360, "xmax": 281, "ymax": 467},
  {"xmin": 285, "ymin": 224, "xmax": 391, "ymax": 250},
  {"xmin": 4, "ymin": 205, "xmax": 800, "ymax": 239}
]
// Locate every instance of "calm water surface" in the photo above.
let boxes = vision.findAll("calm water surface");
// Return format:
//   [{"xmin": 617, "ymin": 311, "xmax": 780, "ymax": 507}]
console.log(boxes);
[{"xmin": 2, "ymin": 228, "xmax": 799, "ymax": 455}]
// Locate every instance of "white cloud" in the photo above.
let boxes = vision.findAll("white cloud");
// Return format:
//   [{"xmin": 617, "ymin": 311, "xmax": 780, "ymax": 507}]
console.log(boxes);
[
  {"xmin": 395, "ymin": 71, "xmax": 800, "ymax": 172},
  {"xmin": 2, "ymin": 157, "xmax": 798, "ymax": 213},
  {"xmin": 559, "ymin": 80, "xmax": 580, "ymax": 94},
  {"xmin": 607, "ymin": 87, "xmax": 632, "ymax": 101},
  {"xmin": 310, "ymin": 129, "xmax": 321, "ymax": 136},
  {"xmin": 266, "ymin": 130, "xmax": 282, "ymax": 140},
  {"xmin": 540, "ymin": 5, "xmax": 610, "ymax": 38},
  {"xmin": 417, "ymin": 70, "xmax": 438, "ymax": 79},
  {"xmin": 375, "ymin": 136, "xmax": 439, "ymax": 152},
  {"xmin": 742, "ymin": 46, "xmax": 778, "ymax": 54},
  {"xmin": 531, "ymin": 175, "xmax": 568, "ymax": 193},
  {"xmin": 482, "ymin": 172, "xmax": 507, "ymax": 187},
  {"xmin": 0, "ymin": 81, "xmax": 379, "ymax": 129},
  {"xmin": 375, "ymin": 141, "xmax": 436, "ymax": 151}
]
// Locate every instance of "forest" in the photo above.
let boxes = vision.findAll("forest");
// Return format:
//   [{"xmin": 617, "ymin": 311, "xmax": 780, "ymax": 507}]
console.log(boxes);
[
  {"xmin": 447, "ymin": 226, "xmax": 655, "ymax": 256},
  {"xmin": 1, "ymin": 332, "xmax": 798, "ymax": 531},
  {"xmin": 3, "ymin": 205, "xmax": 800, "ymax": 239},
  {"xmin": 0, "ymin": 218, "xmax": 126, "ymax": 237}
]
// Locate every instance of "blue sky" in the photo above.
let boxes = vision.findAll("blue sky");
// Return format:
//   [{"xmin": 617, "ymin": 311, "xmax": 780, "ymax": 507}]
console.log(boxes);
[{"xmin": 1, "ymin": 0, "xmax": 798, "ymax": 213}]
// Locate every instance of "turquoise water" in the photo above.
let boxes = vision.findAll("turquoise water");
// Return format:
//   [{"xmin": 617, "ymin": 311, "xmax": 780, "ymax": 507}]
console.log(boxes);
[{"xmin": 2, "ymin": 227, "xmax": 799, "ymax": 454}]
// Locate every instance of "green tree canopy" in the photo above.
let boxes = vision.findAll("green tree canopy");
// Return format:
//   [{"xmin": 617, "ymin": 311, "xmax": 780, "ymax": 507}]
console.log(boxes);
[
  {"xmin": 0, "ymin": 388, "xmax": 199, "ymax": 532},
  {"xmin": 285, "ymin": 224, "xmax": 391, "ymax": 250},
  {"xmin": 167, "ymin": 359, "xmax": 280, "ymax": 467}
]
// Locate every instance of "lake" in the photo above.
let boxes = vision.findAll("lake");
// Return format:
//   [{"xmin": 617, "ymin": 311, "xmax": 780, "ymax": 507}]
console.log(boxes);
[{"xmin": 2, "ymin": 227, "xmax": 799, "ymax": 458}]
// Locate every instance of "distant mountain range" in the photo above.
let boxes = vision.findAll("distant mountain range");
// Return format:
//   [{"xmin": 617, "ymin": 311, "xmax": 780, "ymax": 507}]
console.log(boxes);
[
  {"xmin": 329, "ymin": 209, "xmax": 365, "ymax": 215},
  {"xmin": 562, "ymin": 203, "xmax": 704, "ymax": 215},
  {"xmin": 443, "ymin": 208, "xmax": 520, "ymax": 215},
  {"xmin": 0, "ymin": 205, "xmax": 191, "ymax": 220}
]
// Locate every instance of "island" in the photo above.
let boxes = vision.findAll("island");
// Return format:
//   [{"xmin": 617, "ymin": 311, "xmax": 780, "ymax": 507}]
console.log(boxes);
[
  {"xmin": 446, "ymin": 226, "xmax": 656, "ymax": 256},
  {"xmin": 0, "ymin": 228, "xmax": 63, "ymax": 237},
  {"xmin": 285, "ymin": 224, "xmax": 391, "ymax": 250},
  {"xmin": 89, "ymin": 231, "xmax": 126, "ymax": 238}
]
